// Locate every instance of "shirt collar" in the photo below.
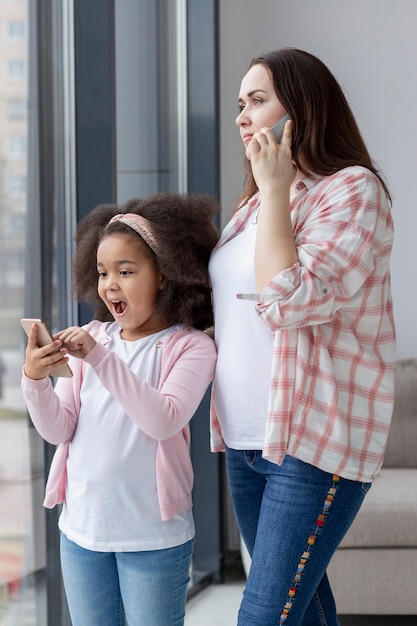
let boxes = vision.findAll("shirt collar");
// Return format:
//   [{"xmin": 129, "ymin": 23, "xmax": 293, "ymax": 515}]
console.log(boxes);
[{"xmin": 294, "ymin": 170, "xmax": 325, "ymax": 191}]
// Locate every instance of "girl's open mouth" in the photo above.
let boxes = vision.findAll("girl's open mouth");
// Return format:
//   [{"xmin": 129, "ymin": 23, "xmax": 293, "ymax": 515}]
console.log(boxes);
[{"xmin": 113, "ymin": 300, "xmax": 127, "ymax": 315}]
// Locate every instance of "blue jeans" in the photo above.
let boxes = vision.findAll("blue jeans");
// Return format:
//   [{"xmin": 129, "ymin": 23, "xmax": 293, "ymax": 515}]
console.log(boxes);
[
  {"xmin": 60, "ymin": 533, "xmax": 194, "ymax": 626},
  {"xmin": 225, "ymin": 448, "xmax": 371, "ymax": 626}
]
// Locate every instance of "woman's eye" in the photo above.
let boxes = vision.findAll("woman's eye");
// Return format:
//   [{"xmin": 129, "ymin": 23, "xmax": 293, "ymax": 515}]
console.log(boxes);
[{"xmin": 253, "ymin": 98, "xmax": 263, "ymax": 105}]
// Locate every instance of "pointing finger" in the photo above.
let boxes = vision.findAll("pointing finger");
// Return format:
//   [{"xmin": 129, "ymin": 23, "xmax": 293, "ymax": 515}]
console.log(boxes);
[{"xmin": 280, "ymin": 119, "xmax": 293, "ymax": 149}]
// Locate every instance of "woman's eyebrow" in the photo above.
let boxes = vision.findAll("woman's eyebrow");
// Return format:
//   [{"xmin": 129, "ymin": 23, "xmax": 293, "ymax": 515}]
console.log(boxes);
[{"xmin": 238, "ymin": 89, "xmax": 267, "ymax": 103}]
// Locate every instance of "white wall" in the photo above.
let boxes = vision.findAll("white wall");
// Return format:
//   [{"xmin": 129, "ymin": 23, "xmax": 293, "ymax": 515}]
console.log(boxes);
[{"xmin": 219, "ymin": 0, "xmax": 417, "ymax": 359}]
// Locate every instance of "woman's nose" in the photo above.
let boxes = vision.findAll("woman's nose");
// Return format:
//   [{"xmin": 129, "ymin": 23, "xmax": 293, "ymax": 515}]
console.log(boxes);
[{"xmin": 236, "ymin": 109, "xmax": 248, "ymax": 127}]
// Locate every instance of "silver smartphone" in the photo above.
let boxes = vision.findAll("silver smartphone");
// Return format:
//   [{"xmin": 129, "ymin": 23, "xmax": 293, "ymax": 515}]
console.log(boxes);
[
  {"xmin": 270, "ymin": 113, "xmax": 291, "ymax": 144},
  {"xmin": 21, "ymin": 318, "xmax": 73, "ymax": 378}
]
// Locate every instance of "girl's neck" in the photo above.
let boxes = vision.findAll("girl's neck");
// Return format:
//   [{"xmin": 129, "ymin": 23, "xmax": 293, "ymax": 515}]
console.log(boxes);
[{"xmin": 119, "ymin": 321, "xmax": 172, "ymax": 342}]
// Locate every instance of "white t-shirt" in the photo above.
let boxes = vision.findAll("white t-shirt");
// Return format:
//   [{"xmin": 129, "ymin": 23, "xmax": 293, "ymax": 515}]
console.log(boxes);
[
  {"xmin": 209, "ymin": 214, "xmax": 273, "ymax": 449},
  {"xmin": 59, "ymin": 324, "xmax": 194, "ymax": 552}
]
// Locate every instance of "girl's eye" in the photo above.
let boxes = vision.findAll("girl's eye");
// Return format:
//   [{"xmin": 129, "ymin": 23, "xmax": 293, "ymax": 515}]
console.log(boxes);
[
  {"xmin": 98, "ymin": 271, "xmax": 107, "ymax": 278},
  {"xmin": 120, "ymin": 270, "xmax": 131, "ymax": 276}
]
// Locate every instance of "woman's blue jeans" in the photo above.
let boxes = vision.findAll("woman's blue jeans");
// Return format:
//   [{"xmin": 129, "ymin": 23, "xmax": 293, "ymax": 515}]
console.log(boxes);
[
  {"xmin": 225, "ymin": 448, "xmax": 371, "ymax": 626},
  {"xmin": 60, "ymin": 533, "xmax": 194, "ymax": 626}
]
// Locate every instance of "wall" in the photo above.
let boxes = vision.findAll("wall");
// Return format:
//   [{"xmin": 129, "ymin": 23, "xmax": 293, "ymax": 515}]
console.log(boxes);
[{"xmin": 219, "ymin": 0, "xmax": 417, "ymax": 359}]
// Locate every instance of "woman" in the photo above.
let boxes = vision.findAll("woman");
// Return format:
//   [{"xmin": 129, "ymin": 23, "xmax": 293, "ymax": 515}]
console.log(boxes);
[{"xmin": 209, "ymin": 48, "xmax": 395, "ymax": 626}]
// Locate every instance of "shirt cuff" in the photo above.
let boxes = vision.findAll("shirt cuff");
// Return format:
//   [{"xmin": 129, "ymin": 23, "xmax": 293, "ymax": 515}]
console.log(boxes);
[{"xmin": 83, "ymin": 342, "xmax": 108, "ymax": 368}]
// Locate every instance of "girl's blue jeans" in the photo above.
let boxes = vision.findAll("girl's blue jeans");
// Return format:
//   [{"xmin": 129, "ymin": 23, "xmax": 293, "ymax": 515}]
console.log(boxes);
[
  {"xmin": 225, "ymin": 448, "xmax": 371, "ymax": 626},
  {"xmin": 60, "ymin": 533, "xmax": 193, "ymax": 626}
]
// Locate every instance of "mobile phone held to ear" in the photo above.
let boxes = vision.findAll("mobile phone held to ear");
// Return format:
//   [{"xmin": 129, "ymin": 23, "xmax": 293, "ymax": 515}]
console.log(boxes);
[
  {"xmin": 270, "ymin": 113, "xmax": 291, "ymax": 144},
  {"xmin": 21, "ymin": 318, "xmax": 73, "ymax": 378}
]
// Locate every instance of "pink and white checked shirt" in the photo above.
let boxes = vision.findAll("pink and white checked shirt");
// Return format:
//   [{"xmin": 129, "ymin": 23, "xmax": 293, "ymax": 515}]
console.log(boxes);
[{"xmin": 210, "ymin": 166, "xmax": 395, "ymax": 482}]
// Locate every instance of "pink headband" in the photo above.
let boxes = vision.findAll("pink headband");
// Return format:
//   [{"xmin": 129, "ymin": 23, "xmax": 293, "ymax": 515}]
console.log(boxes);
[{"xmin": 108, "ymin": 213, "xmax": 160, "ymax": 256}]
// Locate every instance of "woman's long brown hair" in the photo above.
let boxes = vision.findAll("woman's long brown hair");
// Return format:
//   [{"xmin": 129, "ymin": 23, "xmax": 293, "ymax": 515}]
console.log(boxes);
[{"xmin": 235, "ymin": 48, "xmax": 391, "ymax": 211}]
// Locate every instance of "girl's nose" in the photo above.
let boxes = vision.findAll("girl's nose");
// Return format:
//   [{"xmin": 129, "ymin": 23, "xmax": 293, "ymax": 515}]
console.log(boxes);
[{"xmin": 105, "ymin": 275, "xmax": 119, "ymax": 290}]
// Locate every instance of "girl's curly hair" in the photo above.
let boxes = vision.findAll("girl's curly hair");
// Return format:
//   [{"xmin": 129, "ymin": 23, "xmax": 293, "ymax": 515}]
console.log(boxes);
[{"xmin": 73, "ymin": 192, "xmax": 220, "ymax": 330}]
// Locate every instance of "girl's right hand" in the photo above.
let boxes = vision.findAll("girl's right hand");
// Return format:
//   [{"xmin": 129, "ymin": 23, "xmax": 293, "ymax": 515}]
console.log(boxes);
[{"xmin": 24, "ymin": 323, "xmax": 69, "ymax": 380}]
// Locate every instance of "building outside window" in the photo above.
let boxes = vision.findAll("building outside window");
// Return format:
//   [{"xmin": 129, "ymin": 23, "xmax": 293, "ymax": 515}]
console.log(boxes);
[
  {"xmin": 7, "ymin": 135, "xmax": 26, "ymax": 159},
  {"xmin": 7, "ymin": 98, "xmax": 26, "ymax": 119},
  {"xmin": 6, "ymin": 20, "xmax": 25, "ymax": 42},
  {"xmin": 0, "ymin": 0, "xmax": 43, "ymax": 624},
  {"xmin": 7, "ymin": 174, "xmax": 26, "ymax": 196},
  {"xmin": 7, "ymin": 59, "xmax": 25, "ymax": 81}
]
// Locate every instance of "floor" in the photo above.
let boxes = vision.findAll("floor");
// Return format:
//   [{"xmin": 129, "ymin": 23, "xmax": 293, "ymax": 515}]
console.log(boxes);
[{"xmin": 185, "ymin": 559, "xmax": 417, "ymax": 626}]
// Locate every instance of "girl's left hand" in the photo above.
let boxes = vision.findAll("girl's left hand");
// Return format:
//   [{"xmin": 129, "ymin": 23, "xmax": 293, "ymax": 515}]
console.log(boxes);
[
  {"xmin": 56, "ymin": 326, "xmax": 96, "ymax": 360},
  {"xmin": 247, "ymin": 119, "xmax": 296, "ymax": 192}
]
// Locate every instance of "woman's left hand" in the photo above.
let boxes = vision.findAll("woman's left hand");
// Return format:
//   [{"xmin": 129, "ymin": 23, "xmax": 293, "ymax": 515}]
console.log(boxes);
[
  {"xmin": 247, "ymin": 119, "xmax": 296, "ymax": 193},
  {"xmin": 55, "ymin": 326, "xmax": 96, "ymax": 360}
]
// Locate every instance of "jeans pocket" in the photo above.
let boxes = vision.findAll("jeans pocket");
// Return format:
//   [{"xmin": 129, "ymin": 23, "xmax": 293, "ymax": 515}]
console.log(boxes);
[{"xmin": 361, "ymin": 481, "xmax": 372, "ymax": 494}]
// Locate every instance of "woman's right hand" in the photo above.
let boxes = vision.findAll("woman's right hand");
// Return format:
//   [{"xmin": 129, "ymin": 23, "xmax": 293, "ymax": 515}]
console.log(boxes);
[
  {"xmin": 248, "ymin": 119, "xmax": 295, "ymax": 195},
  {"xmin": 250, "ymin": 120, "xmax": 299, "ymax": 291},
  {"xmin": 24, "ymin": 323, "xmax": 69, "ymax": 380}
]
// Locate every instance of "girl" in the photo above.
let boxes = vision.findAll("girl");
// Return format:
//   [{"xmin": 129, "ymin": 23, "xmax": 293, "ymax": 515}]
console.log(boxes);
[
  {"xmin": 209, "ymin": 48, "xmax": 395, "ymax": 625},
  {"xmin": 22, "ymin": 192, "xmax": 219, "ymax": 626}
]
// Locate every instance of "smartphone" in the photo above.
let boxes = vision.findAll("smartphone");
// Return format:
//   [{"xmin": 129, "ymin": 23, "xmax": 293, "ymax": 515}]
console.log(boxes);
[
  {"xmin": 270, "ymin": 112, "xmax": 291, "ymax": 144},
  {"xmin": 21, "ymin": 318, "xmax": 73, "ymax": 378}
]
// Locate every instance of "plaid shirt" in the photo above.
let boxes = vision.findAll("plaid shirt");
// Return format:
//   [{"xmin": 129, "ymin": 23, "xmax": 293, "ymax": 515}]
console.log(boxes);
[{"xmin": 210, "ymin": 166, "xmax": 395, "ymax": 482}]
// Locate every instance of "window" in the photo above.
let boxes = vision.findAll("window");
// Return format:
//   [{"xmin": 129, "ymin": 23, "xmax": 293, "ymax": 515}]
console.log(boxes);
[
  {"xmin": 8, "ymin": 175, "xmax": 27, "ymax": 197},
  {"xmin": 7, "ymin": 20, "xmax": 25, "ymax": 42},
  {"xmin": 7, "ymin": 98, "xmax": 26, "ymax": 119},
  {"xmin": 10, "ymin": 213, "xmax": 25, "ymax": 236},
  {"xmin": 7, "ymin": 136, "xmax": 26, "ymax": 159},
  {"xmin": 7, "ymin": 59, "xmax": 25, "ymax": 81},
  {"xmin": 0, "ymin": 1, "xmax": 47, "ymax": 624}
]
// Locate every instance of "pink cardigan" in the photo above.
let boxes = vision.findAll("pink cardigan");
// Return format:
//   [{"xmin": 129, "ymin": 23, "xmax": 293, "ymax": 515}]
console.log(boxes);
[{"xmin": 21, "ymin": 321, "xmax": 217, "ymax": 521}]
